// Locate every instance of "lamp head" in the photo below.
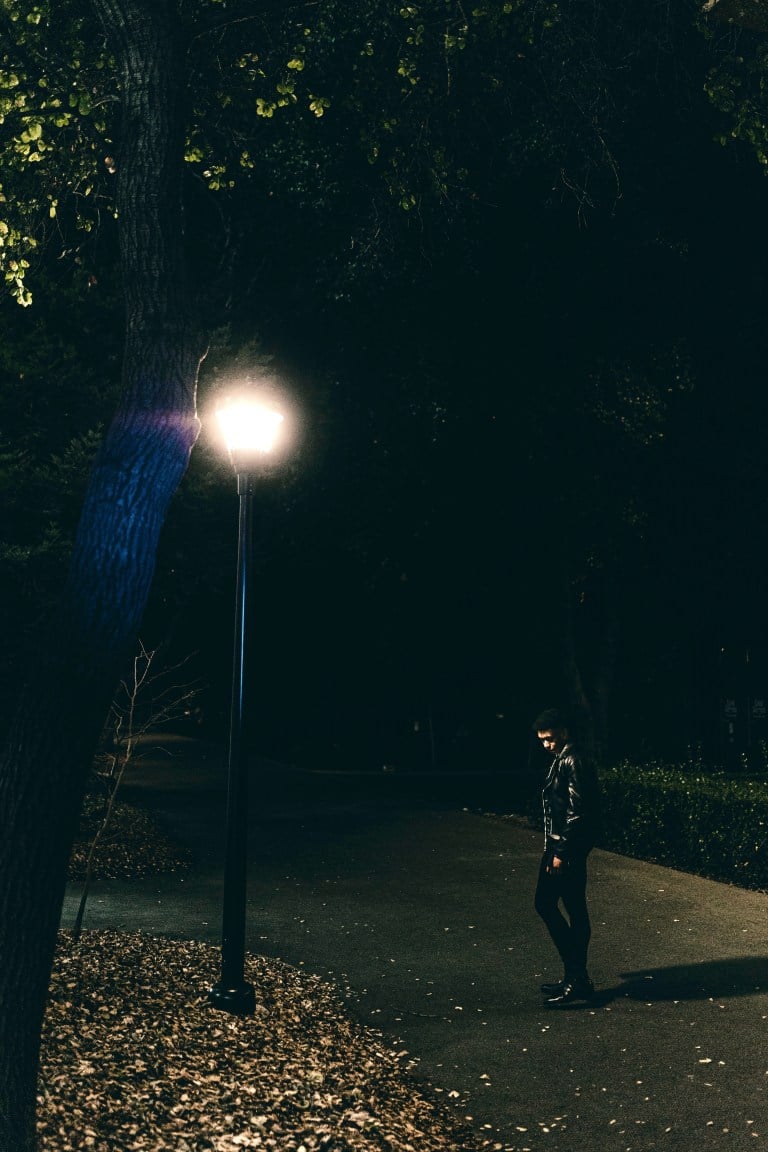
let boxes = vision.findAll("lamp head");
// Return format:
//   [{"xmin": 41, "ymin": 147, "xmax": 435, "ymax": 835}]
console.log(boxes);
[{"xmin": 216, "ymin": 396, "xmax": 285, "ymax": 474}]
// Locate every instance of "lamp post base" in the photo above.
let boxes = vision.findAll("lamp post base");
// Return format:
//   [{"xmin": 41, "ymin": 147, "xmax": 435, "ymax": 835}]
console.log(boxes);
[{"xmin": 208, "ymin": 981, "xmax": 256, "ymax": 1015}]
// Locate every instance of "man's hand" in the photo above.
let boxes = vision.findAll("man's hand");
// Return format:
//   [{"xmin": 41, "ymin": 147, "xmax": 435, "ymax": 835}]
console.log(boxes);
[{"xmin": 549, "ymin": 856, "xmax": 563, "ymax": 873}]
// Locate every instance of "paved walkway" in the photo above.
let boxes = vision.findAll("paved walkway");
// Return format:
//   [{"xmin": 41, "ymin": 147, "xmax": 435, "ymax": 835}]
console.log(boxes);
[{"xmin": 61, "ymin": 737, "xmax": 768, "ymax": 1150}]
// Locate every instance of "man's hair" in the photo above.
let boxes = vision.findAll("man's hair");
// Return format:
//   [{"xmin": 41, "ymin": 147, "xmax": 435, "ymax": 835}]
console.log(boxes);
[{"xmin": 532, "ymin": 707, "xmax": 569, "ymax": 733}]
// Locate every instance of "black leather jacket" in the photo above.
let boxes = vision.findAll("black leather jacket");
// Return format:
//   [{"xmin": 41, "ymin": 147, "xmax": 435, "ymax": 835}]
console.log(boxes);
[{"xmin": 542, "ymin": 743, "xmax": 600, "ymax": 860}]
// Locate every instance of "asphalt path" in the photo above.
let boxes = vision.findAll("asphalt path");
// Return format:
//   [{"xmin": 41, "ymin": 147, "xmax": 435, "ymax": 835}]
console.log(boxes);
[{"xmin": 61, "ymin": 736, "xmax": 768, "ymax": 1151}]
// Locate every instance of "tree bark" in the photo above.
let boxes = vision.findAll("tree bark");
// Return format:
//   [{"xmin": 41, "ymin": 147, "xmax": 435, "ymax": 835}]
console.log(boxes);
[
  {"xmin": 590, "ymin": 572, "xmax": 620, "ymax": 763},
  {"xmin": 559, "ymin": 566, "xmax": 597, "ymax": 757},
  {"xmin": 0, "ymin": 3, "xmax": 202, "ymax": 1148}
]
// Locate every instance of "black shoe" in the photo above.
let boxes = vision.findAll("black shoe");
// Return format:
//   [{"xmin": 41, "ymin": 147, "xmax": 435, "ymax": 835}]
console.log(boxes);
[
  {"xmin": 540, "ymin": 980, "xmax": 565, "ymax": 996},
  {"xmin": 546, "ymin": 977, "xmax": 595, "ymax": 1006}
]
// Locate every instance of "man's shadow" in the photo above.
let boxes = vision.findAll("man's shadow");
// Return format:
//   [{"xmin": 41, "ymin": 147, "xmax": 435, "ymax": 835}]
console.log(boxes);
[{"xmin": 591, "ymin": 956, "xmax": 768, "ymax": 1006}]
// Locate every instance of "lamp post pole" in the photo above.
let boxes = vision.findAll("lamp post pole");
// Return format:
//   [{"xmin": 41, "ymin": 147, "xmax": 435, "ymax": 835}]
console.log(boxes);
[
  {"xmin": 209, "ymin": 468, "xmax": 257, "ymax": 1015},
  {"xmin": 208, "ymin": 395, "xmax": 284, "ymax": 1016}
]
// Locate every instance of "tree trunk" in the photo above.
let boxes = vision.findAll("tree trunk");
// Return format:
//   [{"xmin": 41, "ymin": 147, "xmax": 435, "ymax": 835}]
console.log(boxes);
[
  {"xmin": 590, "ymin": 572, "xmax": 620, "ymax": 763},
  {"xmin": 559, "ymin": 566, "xmax": 597, "ymax": 757},
  {"xmin": 0, "ymin": 3, "xmax": 202, "ymax": 1147}
]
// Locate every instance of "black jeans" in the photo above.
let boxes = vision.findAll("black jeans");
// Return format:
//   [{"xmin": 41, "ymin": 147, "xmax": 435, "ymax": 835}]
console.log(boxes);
[{"xmin": 534, "ymin": 848, "xmax": 592, "ymax": 979}]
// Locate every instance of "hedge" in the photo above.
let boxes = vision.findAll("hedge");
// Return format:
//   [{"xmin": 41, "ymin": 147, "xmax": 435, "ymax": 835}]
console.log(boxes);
[{"xmin": 597, "ymin": 762, "xmax": 768, "ymax": 890}]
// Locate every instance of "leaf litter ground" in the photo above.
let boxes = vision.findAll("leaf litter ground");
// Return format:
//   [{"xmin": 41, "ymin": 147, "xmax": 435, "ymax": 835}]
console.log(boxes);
[
  {"xmin": 68, "ymin": 797, "xmax": 192, "ymax": 881},
  {"xmin": 39, "ymin": 931, "xmax": 490, "ymax": 1152}
]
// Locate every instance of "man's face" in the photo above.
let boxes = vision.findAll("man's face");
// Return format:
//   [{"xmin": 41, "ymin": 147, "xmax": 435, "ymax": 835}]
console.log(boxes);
[{"xmin": 537, "ymin": 728, "xmax": 567, "ymax": 755}]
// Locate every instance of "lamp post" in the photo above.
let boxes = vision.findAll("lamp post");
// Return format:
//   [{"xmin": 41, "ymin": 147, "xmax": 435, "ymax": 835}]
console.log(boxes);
[{"xmin": 208, "ymin": 396, "xmax": 284, "ymax": 1015}]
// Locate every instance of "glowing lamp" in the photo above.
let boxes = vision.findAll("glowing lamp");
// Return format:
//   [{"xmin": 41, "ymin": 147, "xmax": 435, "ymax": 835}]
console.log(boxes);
[{"xmin": 216, "ymin": 398, "xmax": 284, "ymax": 472}]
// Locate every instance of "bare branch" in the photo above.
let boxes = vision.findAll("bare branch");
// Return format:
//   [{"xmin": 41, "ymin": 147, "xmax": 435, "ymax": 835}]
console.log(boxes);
[{"xmin": 72, "ymin": 642, "xmax": 201, "ymax": 940}]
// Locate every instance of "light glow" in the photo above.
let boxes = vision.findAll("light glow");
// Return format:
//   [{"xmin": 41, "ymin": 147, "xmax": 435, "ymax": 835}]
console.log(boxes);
[{"xmin": 216, "ymin": 399, "xmax": 284, "ymax": 457}]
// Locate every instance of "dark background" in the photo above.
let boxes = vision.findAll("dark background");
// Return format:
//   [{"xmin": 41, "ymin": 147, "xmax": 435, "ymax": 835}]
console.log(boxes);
[{"xmin": 1, "ymin": 1, "xmax": 767, "ymax": 773}]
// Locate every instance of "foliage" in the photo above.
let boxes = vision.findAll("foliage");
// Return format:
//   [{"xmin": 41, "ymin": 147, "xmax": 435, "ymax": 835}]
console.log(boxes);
[
  {"xmin": 0, "ymin": 0, "xmax": 705, "ymax": 310},
  {"xmin": 184, "ymin": 0, "xmax": 694, "ymax": 328},
  {"xmin": 0, "ymin": 0, "xmax": 117, "ymax": 303},
  {"xmin": 3, "ymin": 0, "xmax": 552, "ymax": 305},
  {"xmin": 702, "ymin": 8, "xmax": 768, "ymax": 168},
  {"xmin": 599, "ymin": 761, "xmax": 768, "ymax": 889}
]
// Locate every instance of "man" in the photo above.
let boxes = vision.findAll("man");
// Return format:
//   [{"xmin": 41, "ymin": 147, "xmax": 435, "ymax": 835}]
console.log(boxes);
[{"xmin": 532, "ymin": 707, "xmax": 601, "ymax": 1006}]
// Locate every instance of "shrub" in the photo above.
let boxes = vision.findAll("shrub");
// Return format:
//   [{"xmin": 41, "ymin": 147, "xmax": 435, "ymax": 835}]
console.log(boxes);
[{"xmin": 599, "ymin": 761, "xmax": 768, "ymax": 890}]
